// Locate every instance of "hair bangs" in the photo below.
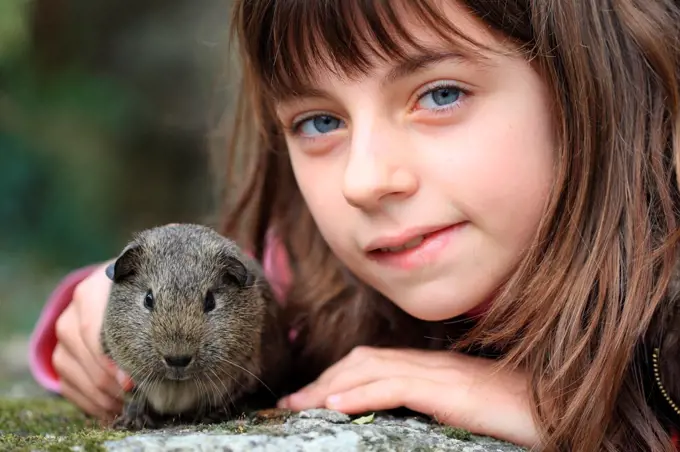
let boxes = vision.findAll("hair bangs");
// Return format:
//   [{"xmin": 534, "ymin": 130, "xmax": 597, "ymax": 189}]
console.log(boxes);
[{"xmin": 234, "ymin": 0, "xmax": 486, "ymax": 101}]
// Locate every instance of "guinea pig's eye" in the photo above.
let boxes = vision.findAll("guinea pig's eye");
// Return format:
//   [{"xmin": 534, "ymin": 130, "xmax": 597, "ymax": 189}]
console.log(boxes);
[
  {"xmin": 144, "ymin": 289, "xmax": 154, "ymax": 311},
  {"xmin": 204, "ymin": 290, "xmax": 216, "ymax": 313}
]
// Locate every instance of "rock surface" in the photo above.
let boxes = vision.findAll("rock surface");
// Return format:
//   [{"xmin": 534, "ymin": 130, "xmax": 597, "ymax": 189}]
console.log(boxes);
[
  {"xmin": 103, "ymin": 409, "xmax": 526, "ymax": 452},
  {"xmin": 0, "ymin": 337, "xmax": 526, "ymax": 451}
]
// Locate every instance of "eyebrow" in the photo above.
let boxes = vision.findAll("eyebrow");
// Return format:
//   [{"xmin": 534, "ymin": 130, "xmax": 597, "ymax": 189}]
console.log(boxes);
[
  {"xmin": 275, "ymin": 48, "xmax": 489, "ymax": 106},
  {"xmin": 382, "ymin": 50, "xmax": 468, "ymax": 86}
]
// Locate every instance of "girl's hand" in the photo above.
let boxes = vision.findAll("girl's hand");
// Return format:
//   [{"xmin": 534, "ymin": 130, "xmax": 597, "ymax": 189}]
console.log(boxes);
[
  {"xmin": 53, "ymin": 261, "xmax": 130, "ymax": 421},
  {"xmin": 278, "ymin": 346, "xmax": 538, "ymax": 447}
]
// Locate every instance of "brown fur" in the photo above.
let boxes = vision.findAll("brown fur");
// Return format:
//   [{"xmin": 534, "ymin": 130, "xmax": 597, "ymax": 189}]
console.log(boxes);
[
  {"xmin": 219, "ymin": 1, "xmax": 680, "ymax": 451},
  {"xmin": 100, "ymin": 223, "xmax": 291, "ymax": 430}
]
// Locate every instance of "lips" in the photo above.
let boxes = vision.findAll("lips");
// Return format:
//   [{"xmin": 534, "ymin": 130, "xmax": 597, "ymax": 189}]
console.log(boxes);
[
  {"xmin": 364, "ymin": 223, "xmax": 463, "ymax": 271},
  {"xmin": 380, "ymin": 235, "xmax": 425, "ymax": 252},
  {"xmin": 365, "ymin": 224, "xmax": 459, "ymax": 254}
]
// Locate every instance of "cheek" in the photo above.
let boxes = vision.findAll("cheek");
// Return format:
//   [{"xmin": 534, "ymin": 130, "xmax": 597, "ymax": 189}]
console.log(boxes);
[
  {"xmin": 471, "ymin": 138, "xmax": 552, "ymax": 235},
  {"xmin": 288, "ymin": 150, "xmax": 350, "ymax": 242},
  {"xmin": 439, "ymin": 92, "xmax": 555, "ymax": 242}
]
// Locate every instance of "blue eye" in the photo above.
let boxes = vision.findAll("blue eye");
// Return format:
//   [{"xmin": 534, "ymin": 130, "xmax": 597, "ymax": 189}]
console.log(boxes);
[
  {"xmin": 297, "ymin": 115, "xmax": 344, "ymax": 136},
  {"xmin": 417, "ymin": 86, "xmax": 462, "ymax": 110}
]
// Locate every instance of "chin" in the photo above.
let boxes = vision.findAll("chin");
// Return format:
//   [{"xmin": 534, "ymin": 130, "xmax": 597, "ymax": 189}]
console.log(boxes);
[
  {"xmin": 391, "ymin": 290, "xmax": 482, "ymax": 322},
  {"xmin": 393, "ymin": 299, "xmax": 459, "ymax": 322},
  {"xmin": 406, "ymin": 308, "xmax": 466, "ymax": 322}
]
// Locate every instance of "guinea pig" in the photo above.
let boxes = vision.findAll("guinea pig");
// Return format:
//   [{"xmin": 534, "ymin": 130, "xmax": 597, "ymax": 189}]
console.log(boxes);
[{"xmin": 100, "ymin": 223, "xmax": 291, "ymax": 430}]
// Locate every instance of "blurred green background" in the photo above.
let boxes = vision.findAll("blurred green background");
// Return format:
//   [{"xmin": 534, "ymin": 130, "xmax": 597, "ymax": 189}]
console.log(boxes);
[{"xmin": 0, "ymin": 0, "xmax": 235, "ymax": 340}]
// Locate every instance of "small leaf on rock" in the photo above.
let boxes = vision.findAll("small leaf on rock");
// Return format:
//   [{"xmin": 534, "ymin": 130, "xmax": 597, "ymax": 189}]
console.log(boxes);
[{"xmin": 351, "ymin": 413, "xmax": 375, "ymax": 425}]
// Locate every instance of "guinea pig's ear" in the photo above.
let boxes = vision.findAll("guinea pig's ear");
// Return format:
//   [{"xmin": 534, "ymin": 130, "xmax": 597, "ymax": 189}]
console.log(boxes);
[
  {"xmin": 105, "ymin": 243, "xmax": 142, "ymax": 282},
  {"xmin": 219, "ymin": 254, "xmax": 255, "ymax": 288}
]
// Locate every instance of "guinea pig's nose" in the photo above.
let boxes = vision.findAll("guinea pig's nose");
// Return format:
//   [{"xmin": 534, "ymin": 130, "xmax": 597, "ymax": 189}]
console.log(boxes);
[{"xmin": 164, "ymin": 355, "xmax": 193, "ymax": 368}]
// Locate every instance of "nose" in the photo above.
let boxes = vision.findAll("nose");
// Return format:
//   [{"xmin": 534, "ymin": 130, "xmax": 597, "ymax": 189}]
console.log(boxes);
[
  {"xmin": 164, "ymin": 355, "xmax": 193, "ymax": 368},
  {"xmin": 342, "ymin": 123, "xmax": 418, "ymax": 210}
]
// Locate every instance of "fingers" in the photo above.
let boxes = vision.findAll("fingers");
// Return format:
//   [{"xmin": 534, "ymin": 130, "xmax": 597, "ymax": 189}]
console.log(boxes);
[
  {"xmin": 317, "ymin": 357, "xmax": 537, "ymax": 447},
  {"xmin": 324, "ymin": 377, "xmax": 479, "ymax": 433},
  {"xmin": 76, "ymin": 267, "xmax": 135, "ymax": 391},
  {"xmin": 282, "ymin": 355, "xmax": 433, "ymax": 410},
  {"xmin": 50, "ymin": 260, "xmax": 130, "ymax": 422},
  {"xmin": 278, "ymin": 344, "xmax": 539, "ymax": 448},
  {"xmin": 311, "ymin": 346, "xmax": 457, "ymax": 389},
  {"xmin": 60, "ymin": 378, "xmax": 113, "ymax": 422},
  {"xmin": 78, "ymin": 311, "xmax": 121, "ymax": 397},
  {"xmin": 324, "ymin": 377, "xmax": 417, "ymax": 415},
  {"xmin": 53, "ymin": 343, "xmax": 123, "ymax": 420},
  {"xmin": 55, "ymin": 304, "xmax": 124, "ymax": 402},
  {"xmin": 282, "ymin": 346, "xmax": 459, "ymax": 410},
  {"xmin": 73, "ymin": 265, "xmax": 115, "ymax": 374}
]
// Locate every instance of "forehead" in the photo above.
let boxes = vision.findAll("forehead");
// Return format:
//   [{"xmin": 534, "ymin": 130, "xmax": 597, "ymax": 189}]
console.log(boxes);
[{"xmin": 243, "ymin": 0, "xmax": 500, "ymax": 102}]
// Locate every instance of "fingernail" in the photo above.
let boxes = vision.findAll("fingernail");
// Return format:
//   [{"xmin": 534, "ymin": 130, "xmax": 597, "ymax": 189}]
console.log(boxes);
[
  {"xmin": 277, "ymin": 397, "xmax": 289, "ymax": 409},
  {"xmin": 116, "ymin": 370, "xmax": 133, "ymax": 392},
  {"xmin": 326, "ymin": 394, "xmax": 342, "ymax": 408},
  {"xmin": 287, "ymin": 392, "xmax": 306, "ymax": 406}
]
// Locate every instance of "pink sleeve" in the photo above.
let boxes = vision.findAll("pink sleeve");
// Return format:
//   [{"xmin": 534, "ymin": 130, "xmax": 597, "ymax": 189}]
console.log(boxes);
[
  {"xmin": 261, "ymin": 229, "xmax": 292, "ymax": 305},
  {"xmin": 28, "ymin": 265, "xmax": 100, "ymax": 393},
  {"xmin": 261, "ymin": 230, "xmax": 297, "ymax": 341},
  {"xmin": 243, "ymin": 229, "xmax": 292, "ymax": 304}
]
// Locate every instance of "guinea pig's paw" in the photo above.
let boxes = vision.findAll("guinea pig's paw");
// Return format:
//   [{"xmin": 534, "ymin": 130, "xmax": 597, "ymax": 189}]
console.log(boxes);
[{"xmin": 112, "ymin": 401, "xmax": 159, "ymax": 431}]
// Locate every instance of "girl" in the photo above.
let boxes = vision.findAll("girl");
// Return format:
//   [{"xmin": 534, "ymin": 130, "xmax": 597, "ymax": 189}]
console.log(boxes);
[{"xmin": 28, "ymin": 0, "xmax": 680, "ymax": 450}]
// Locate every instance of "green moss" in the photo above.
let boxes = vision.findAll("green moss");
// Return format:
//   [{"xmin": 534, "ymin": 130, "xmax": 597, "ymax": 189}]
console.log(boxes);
[
  {"xmin": 0, "ymin": 397, "xmax": 134, "ymax": 451},
  {"xmin": 202, "ymin": 418, "xmax": 288, "ymax": 438},
  {"xmin": 440, "ymin": 425, "xmax": 472, "ymax": 441},
  {"xmin": 220, "ymin": 422, "xmax": 249, "ymax": 434},
  {"xmin": 0, "ymin": 397, "xmax": 92, "ymax": 434}
]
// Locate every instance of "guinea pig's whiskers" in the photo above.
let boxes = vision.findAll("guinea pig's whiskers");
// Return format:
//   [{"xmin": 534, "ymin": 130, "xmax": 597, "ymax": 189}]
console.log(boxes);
[
  {"xmin": 196, "ymin": 377, "xmax": 209, "ymax": 409},
  {"xmin": 193, "ymin": 377, "xmax": 210, "ymax": 413},
  {"xmin": 205, "ymin": 372, "xmax": 222, "ymax": 409},
  {"xmin": 145, "ymin": 372, "xmax": 164, "ymax": 403},
  {"xmin": 217, "ymin": 367, "xmax": 247, "ymax": 392},
  {"xmin": 217, "ymin": 357, "xmax": 275, "ymax": 397},
  {"xmin": 130, "ymin": 364, "xmax": 155, "ymax": 392},
  {"xmin": 208, "ymin": 367, "xmax": 235, "ymax": 409}
]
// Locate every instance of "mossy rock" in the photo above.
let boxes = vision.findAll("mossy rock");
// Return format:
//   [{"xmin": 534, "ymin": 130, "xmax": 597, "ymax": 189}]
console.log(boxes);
[
  {"xmin": 0, "ymin": 397, "xmax": 289, "ymax": 451},
  {"xmin": 0, "ymin": 396, "xmax": 132, "ymax": 451},
  {"xmin": 0, "ymin": 399, "xmax": 522, "ymax": 452}
]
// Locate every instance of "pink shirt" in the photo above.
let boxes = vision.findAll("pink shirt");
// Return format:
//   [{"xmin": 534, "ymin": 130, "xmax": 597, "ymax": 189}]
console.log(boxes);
[{"xmin": 28, "ymin": 232, "xmax": 292, "ymax": 394}]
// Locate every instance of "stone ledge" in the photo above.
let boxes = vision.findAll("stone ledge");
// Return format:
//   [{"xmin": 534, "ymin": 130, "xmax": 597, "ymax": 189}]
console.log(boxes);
[
  {"xmin": 103, "ymin": 408, "xmax": 526, "ymax": 452},
  {"xmin": 0, "ymin": 396, "xmax": 526, "ymax": 451},
  {"xmin": 0, "ymin": 335, "xmax": 527, "ymax": 452}
]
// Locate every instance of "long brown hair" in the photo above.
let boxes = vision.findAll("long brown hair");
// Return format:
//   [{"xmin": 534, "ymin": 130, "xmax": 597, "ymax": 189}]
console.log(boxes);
[{"xmin": 220, "ymin": 1, "xmax": 680, "ymax": 450}]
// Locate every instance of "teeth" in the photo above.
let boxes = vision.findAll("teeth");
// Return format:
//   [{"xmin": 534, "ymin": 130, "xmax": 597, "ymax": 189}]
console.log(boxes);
[{"xmin": 381, "ymin": 235, "xmax": 425, "ymax": 253}]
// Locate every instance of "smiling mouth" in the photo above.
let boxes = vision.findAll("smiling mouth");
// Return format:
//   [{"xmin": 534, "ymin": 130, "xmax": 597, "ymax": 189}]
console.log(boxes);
[
  {"xmin": 367, "ymin": 224, "xmax": 458, "ymax": 254},
  {"xmin": 364, "ymin": 223, "xmax": 464, "ymax": 270},
  {"xmin": 374, "ymin": 232, "xmax": 433, "ymax": 253}
]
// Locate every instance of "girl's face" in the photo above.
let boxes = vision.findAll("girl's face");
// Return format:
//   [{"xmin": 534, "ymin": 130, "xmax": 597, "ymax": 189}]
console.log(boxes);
[{"xmin": 276, "ymin": 2, "xmax": 555, "ymax": 321}]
